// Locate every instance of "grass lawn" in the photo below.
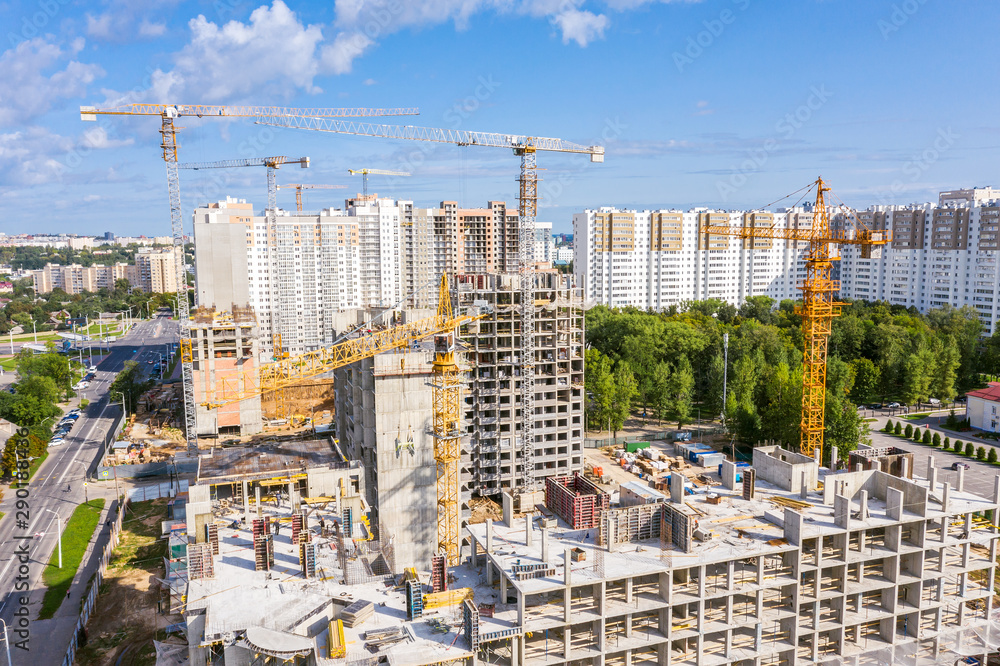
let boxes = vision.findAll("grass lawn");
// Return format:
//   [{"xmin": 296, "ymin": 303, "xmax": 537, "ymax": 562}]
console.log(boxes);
[
  {"xmin": 902, "ymin": 413, "xmax": 931, "ymax": 420},
  {"xmin": 38, "ymin": 499, "xmax": 106, "ymax": 620},
  {"xmin": 4, "ymin": 331, "xmax": 62, "ymax": 343},
  {"xmin": 0, "ymin": 356, "xmax": 16, "ymax": 371}
]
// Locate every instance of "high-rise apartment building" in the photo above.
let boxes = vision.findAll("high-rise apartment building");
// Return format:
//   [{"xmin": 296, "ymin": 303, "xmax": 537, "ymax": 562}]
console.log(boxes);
[
  {"xmin": 30, "ymin": 247, "xmax": 181, "ymax": 295},
  {"xmin": 194, "ymin": 196, "xmax": 540, "ymax": 358},
  {"xmin": 838, "ymin": 196, "xmax": 1000, "ymax": 333},
  {"xmin": 573, "ymin": 207, "xmax": 812, "ymax": 309}
]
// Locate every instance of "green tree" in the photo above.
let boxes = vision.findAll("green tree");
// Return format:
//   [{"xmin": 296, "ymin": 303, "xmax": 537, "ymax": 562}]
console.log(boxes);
[
  {"xmin": 108, "ymin": 360, "xmax": 153, "ymax": 414},
  {"xmin": 894, "ymin": 422, "xmax": 902, "ymax": 435},
  {"xmin": 944, "ymin": 436, "xmax": 951, "ymax": 449},
  {"xmin": 932, "ymin": 432, "xmax": 941, "ymax": 447},
  {"xmin": 609, "ymin": 364, "xmax": 639, "ymax": 439},
  {"xmin": 989, "ymin": 448, "xmax": 998, "ymax": 464},
  {"xmin": 667, "ymin": 357, "xmax": 695, "ymax": 428},
  {"xmin": 824, "ymin": 398, "xmax": 868, "ymax": 459},
  {"xmin": 929, "ymin": 337, "xmax": 960, "ymax": 402},
  {"xmin": 584, "ymin": 349, "xmax": 615, "ymax": 431},
  {"xmin": 883, "ymin": 419, "xmax": 894, "ymax": 433},
  {"xmin": 977, "ymin": 446, "xmax": 987, "ymax": 461},
  {"xmin": 904, "ymin": 424, "xmax": 913, "ymax": 439},
  {"xmin": 913, "ymin": 428, "xmax": 923, "ymax": 443},
  {"xmin": 921, "ymin": 430, "xmax": 932, "ymax": 445},
  {"xmin": 954, "ymin": 439, "xmax": 963, "ymax": 453},
  {"xmin": 965, "ymin": 442, "xmax": 975, "ymax": 457},
  {"xmin": 16, "ymin": 375, "xmax": 60, "ymax": 405},
  {"xmin": 848, "ymin": 358, "xmax": 881, "ymax": 404},
  {"xmin": 650, "ymin": 362, "xmax": 672, "ymax": 424}
]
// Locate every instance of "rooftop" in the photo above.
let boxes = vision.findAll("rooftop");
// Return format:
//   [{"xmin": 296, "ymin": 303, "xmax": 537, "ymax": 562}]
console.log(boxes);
[
  {"xmin": 196, "ymin": 438, "xmax": 356, "ymax": 486},
  {"xmin": 967, "ymin": 382, "xmax": 1000, "ymax": 402}
]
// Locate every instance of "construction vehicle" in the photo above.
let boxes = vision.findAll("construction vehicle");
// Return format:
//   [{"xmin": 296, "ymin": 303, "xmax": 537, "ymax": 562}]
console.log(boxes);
[
  {"xmin": 80, "ymin": 103, "xmax": 419, "ymax": 453},
  {"xmin": 348, "ymin": 168, "xmax": 410, "ymax": 199},
  {"xmin": 255, "ymin": 116, "xmax": 604, "ymax": 494},
  {"xmin": 700, "ymin": 177, "xmax": 890, "ymax": 463},
  {"xmin": 278, "ymin": 183, "xmax": 347, "ymax": 212}
]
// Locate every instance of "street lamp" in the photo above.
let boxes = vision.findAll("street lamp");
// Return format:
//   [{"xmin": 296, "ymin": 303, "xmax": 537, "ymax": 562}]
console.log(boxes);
[
  {"xmin": 0, "ymin": 617, "xmax": 13, "ymax": 666},
  {"xmin": 44, "ymin": 509, "xmax": 62, "ymax": 568}
]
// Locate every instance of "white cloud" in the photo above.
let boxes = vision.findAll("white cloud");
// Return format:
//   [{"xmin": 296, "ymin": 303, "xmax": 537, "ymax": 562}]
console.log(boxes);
[
  {"xmin": 83, "ymin": 194, "xmax": 101, "ymax": 202},
  {"xmin": 0, "ymin": 38, "xmax": 104, "ymax": 127},
  {"xmin": 138, "ymin": 19, "xmax": 167, "ymax": 37},
  {"xmin": 320, "ymin": 30, "xmax": 373, "ymax": 75},
  {"xmin": 552, "ymin": 9, "xmax": 609, "ymax": 46},
  {"xmin": 150, "ymin": 1, "xmax": 326, "ymax": 101},
  {"xmin": 86, "ymin": 0, "xmax": 180, "ymax": 42},
  {"xmin": 603, "ymin": 0, "xmax": 702, "ymax": 9},
  {"xmin": 363, "ymin": 78, "xmax": 377, "ymax": 86}
]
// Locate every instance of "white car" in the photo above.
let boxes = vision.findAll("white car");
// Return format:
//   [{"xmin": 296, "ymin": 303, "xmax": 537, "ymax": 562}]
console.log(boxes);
[
  {"xmin": 88, "ymin": 365, "xmax": 97, "ymax": 372},
  {"xmin": 49, "ymin": 437, "xmax": 64, "ymax": 446}
]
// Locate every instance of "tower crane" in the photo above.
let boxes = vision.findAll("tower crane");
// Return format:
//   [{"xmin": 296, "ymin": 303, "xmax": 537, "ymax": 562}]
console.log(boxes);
[
  {"xmin": 80, "ymin": 103, "xmax": 418, "ymax": 453},
  {"xmin": 200, "ymin": 275, "xmax": 484, "ymax": 564},
  {"xmin": 700, "ymin": 177, "xmax": 890, "ymax": 463},
  {"xmin": 179, "ymin": 155, "xmax": 310, "ymax": 419},
  {"xmin": 278, "ymin": 183, "xmax": 347, "ymax": 213},
  {"xmin": 347, "ymin": 168, "xmax": 410, "ymax": 199},
  {"xmin": 255, "ymin": 116, "xmax": 604, "ymax": 497}
]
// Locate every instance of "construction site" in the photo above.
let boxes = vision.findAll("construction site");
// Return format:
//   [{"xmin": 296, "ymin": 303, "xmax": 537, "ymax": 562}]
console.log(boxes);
[{"xmin": 73, "ymin": 102, "xmax": 1000, "ymax": 665}]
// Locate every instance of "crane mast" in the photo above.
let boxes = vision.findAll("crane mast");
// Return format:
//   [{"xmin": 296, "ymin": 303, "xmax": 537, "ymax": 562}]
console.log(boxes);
[
  {"xmin": 82, "ymin": 103, "xmax": 418, "ymax": 452},
  {"xmin": 256, "ymin": 115, "xmax": 604, "ymax": 497},
  {"xmin": 701, "ymin": 177, "xmax": 890, "ymax": 463},
  {"xmin": 179, "ymin": 156, "xmax": 310, "ymax": 418}
]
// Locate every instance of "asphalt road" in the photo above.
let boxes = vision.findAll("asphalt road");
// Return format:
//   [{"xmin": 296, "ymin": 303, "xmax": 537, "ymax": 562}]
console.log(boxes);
[
  {"xmin": 865, "ymin": 413, "xmax": 1000, "ymax": 501},
  {"xmin": 0, "ymin": 314, "xmax": 178, "ymax": 665}
]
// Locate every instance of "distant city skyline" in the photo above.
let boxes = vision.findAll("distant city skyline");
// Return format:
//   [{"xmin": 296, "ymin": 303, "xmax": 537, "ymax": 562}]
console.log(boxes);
[{"xmin": 1, "ymin": 1, "xmax": 997, "ymax": 236}]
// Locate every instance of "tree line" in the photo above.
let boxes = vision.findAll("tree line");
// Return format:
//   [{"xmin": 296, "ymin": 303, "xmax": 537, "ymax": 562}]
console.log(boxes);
[{"xmin": 584, "ymin": 297, "xmax": 985, "ymax": 461}]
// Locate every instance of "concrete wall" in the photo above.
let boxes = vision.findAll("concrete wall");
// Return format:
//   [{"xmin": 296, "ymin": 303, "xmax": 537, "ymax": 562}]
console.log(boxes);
[
  {"xmin": 193, "ymin": 222, "xmax": 250, "ymax": 310},
  {"xmin": 753, "ymin": 445, "xmax": 818, "ymax": 492},
  {"xmin": 336, "ymin": 351, "xmax": 438, "ymax": 571}
]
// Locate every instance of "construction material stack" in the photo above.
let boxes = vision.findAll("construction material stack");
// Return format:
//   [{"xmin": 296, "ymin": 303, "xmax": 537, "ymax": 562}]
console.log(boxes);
[{"xmin": 341, "ymin": 599, "xmax": 375, "ymax": 627}]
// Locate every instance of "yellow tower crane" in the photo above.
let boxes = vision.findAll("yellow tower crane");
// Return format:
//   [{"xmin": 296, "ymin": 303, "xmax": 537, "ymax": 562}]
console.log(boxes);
[
  {"xmin": 700, "ymin": 177, "xmax": 890, "ymax": 462},
  {"xmin": 179, "ymin": 155, "xmax": 311, "ymax": 418},
  {"xmin": 254, "ymin": 116, "xmax": 604, "ymax": 503},
  {"xmin": 278, "ymin": 183, "xmax": 347, "ymax": 212},
  {"xmin": 347, "ymin": 168, "xmax": 410, "ymax": 199},
  {"xmin": 80, "ymin": 103, "xmax": 418, "ymax": 452}
]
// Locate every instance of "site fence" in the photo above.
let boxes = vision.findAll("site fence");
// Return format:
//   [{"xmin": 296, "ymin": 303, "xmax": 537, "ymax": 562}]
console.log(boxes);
[
  {"xmin": 61, "ymin": 495, "xmax": 130, "ymax": 666},
  {"xmin": 127, "ymin": 479, "xmax": 190, "ymax": 501},
  {"xmin": 584, "ymin": 426, "xmax": 726, "ymax": 449}
]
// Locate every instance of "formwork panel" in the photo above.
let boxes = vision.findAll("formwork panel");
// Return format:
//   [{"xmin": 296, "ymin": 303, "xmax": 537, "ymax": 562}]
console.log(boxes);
[{"xmin": 545, "ymin": 473, "xmax": 609, "ymax": 529}]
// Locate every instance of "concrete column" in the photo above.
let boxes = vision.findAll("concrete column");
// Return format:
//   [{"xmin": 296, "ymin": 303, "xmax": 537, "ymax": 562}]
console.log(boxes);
[
  {"xmin": 926, "ymin": 455, "xmax": 934, "ymax": 479},
  {"xmin": 486, "ymin": 519, "xmax": 494, "ymax": 555},
  {"xmin": 834, "ymin": 494, "xmax": 851, "ymax": 530},
  {"xmin": 942, "ymin": 481, "xmax": 951, "ymax": 513},
  {"xmin": 526, "ymin": 516, "xmax": 534, "ymax": 547},
  {"xmin": 853, "ymin": 463, "xmax": 862, "ymax": 473},
  {"xmin": 901, "ymin": 456, "xmax": 910, "ymax": 479},
  {"xmin": 563, "ymin": 625, "xmax": 571, "ymax": 659},
  {"xmin": 670, "ymin": 473, "xmax": 685, "ymax": 504},
  {"xmin": 499, "ymin": 569, "xmax": 508, "ymax": 600},
  {"xmin": 830, "ymin": 445, "xmax": 838, "ymax": 470},
  {"xmin": 929, "ymin": 466, "xmax": 937, "ymax": 492},
  {"xmin": 502, "ymin": 492, "xmax": 513, "ymax": 528},
  {"xmin": 625, "ymin": 577, "xmax": 633, "ymax": 605},
  {"xmin": 814, "ymin": 448, "xmax": 821, "ymax": 465},
  {"xmin": 993, "ymin": 474, "xmax": 1000, "ymax": 504},
  {"xmin": 541, "ymin": 526, "xmax": 550, "ymax": 564},
  {"xmin": 288, "ymin": 480, "xmax": 297, "ymax": 512},
  {"xmin": 242, "ymin": 480, "xmax": 250, "ymax": 523},
  {"xmin": 784, "ymin": 508, "xmax": 804, "ymax": 546},
  {"xmin": 517, "ymin": 592, "xmax": 525, "ymax": 626},
  {"xmin": 957, "ymin": 465, "xmax": 966, "ymax": 493},
  {"xmin": 721, "ymin": 460, "xmax": 737, "ymax": 490},
  {"xmin": 886, "ymin": 487, "xmax": 903, "ymax": 520},
  {"xmin": 859, "ymin": 490, "xmax": 869, "ymax": 522},
  {"xmin": 564, "ymin": 548, "xmax": 572, "ymax": 623}
]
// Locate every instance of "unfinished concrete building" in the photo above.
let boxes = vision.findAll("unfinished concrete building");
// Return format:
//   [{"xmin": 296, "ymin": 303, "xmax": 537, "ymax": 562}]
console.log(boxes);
[
  {"xmin": 334, "ymin": 345, "xmax": 440, "ymax": 571},
  {"xmin": 190, "ymin": 305, "xmax": 263, "ymax": 437},
  {"xmin": 465, "ymin": 444, "xmax": 1000, "ymax": 665},
  {"xmin": 456, "ymin": 272, "xmax": 585, "ymax": 496}
]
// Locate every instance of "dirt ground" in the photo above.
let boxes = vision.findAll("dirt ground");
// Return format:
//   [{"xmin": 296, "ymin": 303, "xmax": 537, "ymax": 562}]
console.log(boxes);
[
  {"xmin": 265, "ymin": 379, "xmax": 337, "ymax": 420},
  {"xmin": 583, "ymin": 413, "xmax": 721, "ymax": 441},
  {"xmin": 469, "ymin": 496, "xmax": 503, "ymax": 524},
  {"xmin": 76, "ymin": 498, "xmax": 176, "ymax": 666}
]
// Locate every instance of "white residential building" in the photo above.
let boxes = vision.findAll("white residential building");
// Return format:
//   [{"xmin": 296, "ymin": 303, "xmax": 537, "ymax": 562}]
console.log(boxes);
[
  {"xmin": 573, "ymin": 207, "xmax": 811, "ymax": 309},
  {"xmin": 838, "ymin": 197, "xmax": 1000, "ymax": 334}
]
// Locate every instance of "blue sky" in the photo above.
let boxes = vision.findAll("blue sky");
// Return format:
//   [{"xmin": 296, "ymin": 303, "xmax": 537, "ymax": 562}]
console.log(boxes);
[{"xmin": 0, "ymin": 0, "xmax": 997, "ymax": 236}]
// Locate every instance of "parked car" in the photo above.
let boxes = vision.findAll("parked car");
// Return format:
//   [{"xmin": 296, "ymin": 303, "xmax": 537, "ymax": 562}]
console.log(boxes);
[
  {"xmin": 869, "ymin": 403, "xmax": 883, "ymax": 410},
  {"xmin": 952, "ymin": 462, "xmax": 970, "ymax": 471},
  {"xmin": 88, "ymin": 365, "xmax": 97, "ymax": 372},
  {"xmin": 955, "ymin": 396, "xmax": 967, "ymax": 404},
  {"xmin": 49, "ymin": 437, "xmax": 63, "ymax": 446},
  {"xmin": 888, "ymin": 402, "xmax": 901, "ymax": 409},
  {"xmin": 929, "ymin": 398, "xmax": 941, "ymax": 405},
  {"xmin": 69, "ymin": 408, "xmax": 80, "ymax": 414}
]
